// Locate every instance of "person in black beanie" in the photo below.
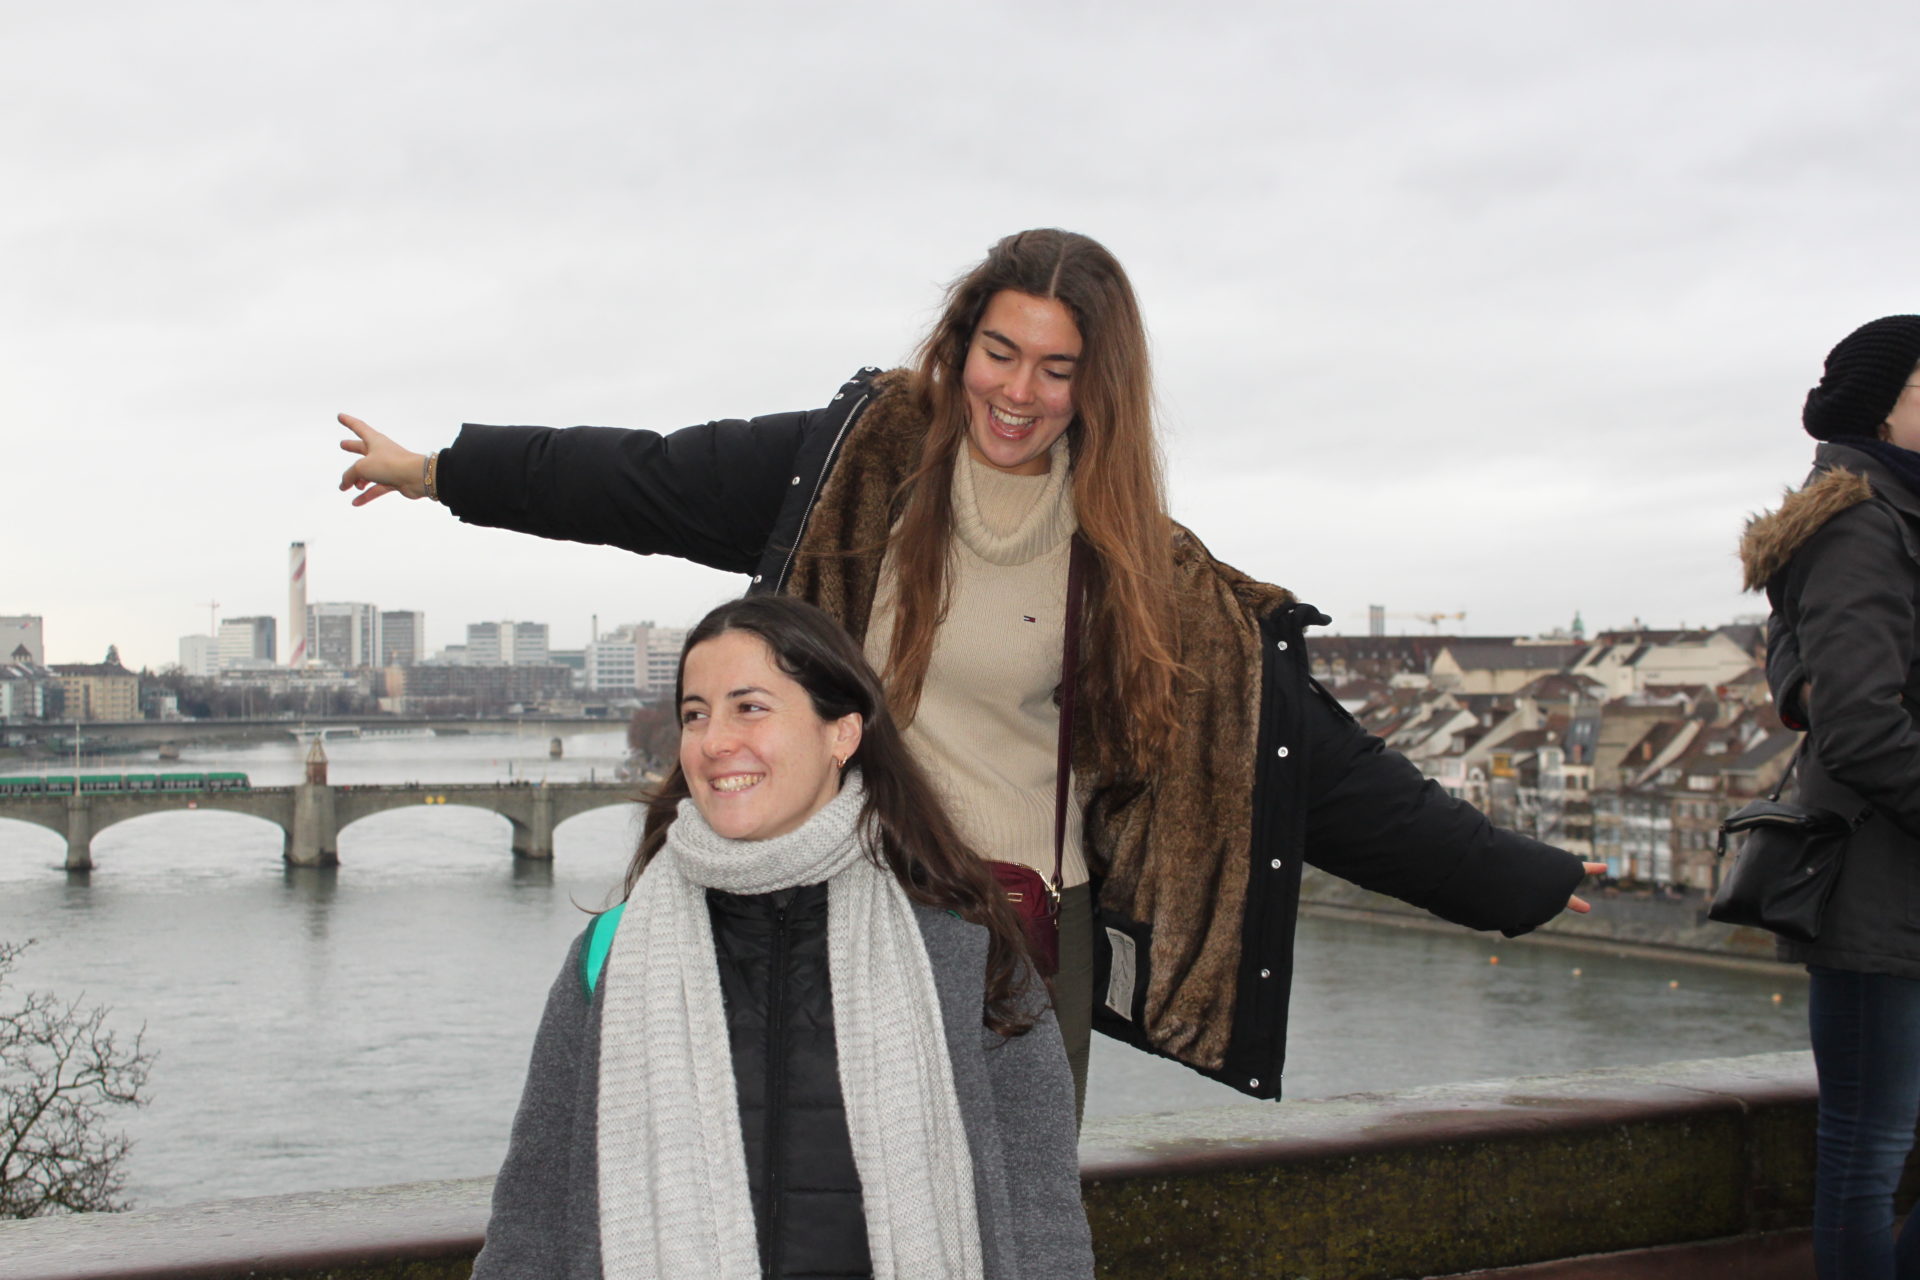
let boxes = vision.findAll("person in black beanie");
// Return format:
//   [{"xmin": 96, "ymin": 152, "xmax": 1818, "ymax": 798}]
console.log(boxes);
[
  {"xmin": 1803, "ymin": 314, "xmax": 1920, "ymax": 440},
  {"xmin": 1741, "ymin": 315, "xmax": 1920, "ymax": 1279}
]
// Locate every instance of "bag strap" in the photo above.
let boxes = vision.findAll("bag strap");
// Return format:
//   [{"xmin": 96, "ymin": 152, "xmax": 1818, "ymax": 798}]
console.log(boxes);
[
  {"xmin": 1051, "ymin": 536, "xmax": 1088, "ymax": 907},
  {"xmin": 580, "ymin": 901, "xmax": 626, "ymax": 1000},
  {"xmin": 1768, "ymin": 736, "xmax": 1871, "ymax": 824},
  {"xmin": 1768, "ymin": 741, "xmax": 1803, "ymax": 802},
  {"xmin": 1724, "ymin": 737, "xmax": 1874, "ymax": 845}
]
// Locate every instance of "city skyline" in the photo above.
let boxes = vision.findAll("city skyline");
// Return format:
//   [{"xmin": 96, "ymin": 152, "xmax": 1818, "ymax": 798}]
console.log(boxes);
[
  {"xmin": 6, "ymin": 594, "xmax": 1768, "ymax": 679},
  {"xmin": 14, "ymin": 530, "xmax": 724, "ymax": 671}
]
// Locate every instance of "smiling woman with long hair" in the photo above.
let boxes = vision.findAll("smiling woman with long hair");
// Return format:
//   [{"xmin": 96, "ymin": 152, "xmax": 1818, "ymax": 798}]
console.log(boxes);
[
  {"xmin": 473, "ymin": 594, "xmax": 1091, "ymax": 1280},
  {"xmin": 337, "ymin": 228, "xmax": 1595, "ymax": 1117}
]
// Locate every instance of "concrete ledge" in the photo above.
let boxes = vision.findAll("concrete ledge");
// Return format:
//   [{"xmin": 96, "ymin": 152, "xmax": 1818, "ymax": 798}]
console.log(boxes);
[
  {"xmin": 1442, "ymin": 1228, "xmax": 1812, "ymax": 1278},
  {"xmin": 3, "ymin": 1051, "xmax": 1891, "ymax": 1280},
  {"xmin": 1078, "ymin": 1052, "xmax": 1826, "ymax": 1278},
  {"xmin": 0, "ymin": 1178, "xmax": 491, "ymax": 1280}
]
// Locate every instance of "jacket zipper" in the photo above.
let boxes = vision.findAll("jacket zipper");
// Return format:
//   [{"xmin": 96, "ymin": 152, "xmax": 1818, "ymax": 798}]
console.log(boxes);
[
  {"xmin": 773, "ymin": 391, "xmax": 869, "ymax": 593},
  {"xmin": 764, "ymin": 901, "xmax": 790, "ymax": 1276}
]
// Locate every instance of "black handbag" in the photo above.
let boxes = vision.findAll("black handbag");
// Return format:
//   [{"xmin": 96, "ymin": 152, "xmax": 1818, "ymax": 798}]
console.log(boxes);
[{"xmin": 1708, "ymin": 745, "xmax": 1867, "ymax": 943}]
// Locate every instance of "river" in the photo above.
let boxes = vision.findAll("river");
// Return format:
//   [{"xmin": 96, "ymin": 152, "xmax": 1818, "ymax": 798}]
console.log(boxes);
[{"xmin": 0, "ymin": 730, "xmax": 1809, "ymax": 1210}]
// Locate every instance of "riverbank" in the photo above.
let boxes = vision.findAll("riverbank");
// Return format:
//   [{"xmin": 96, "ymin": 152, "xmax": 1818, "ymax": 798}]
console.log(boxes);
[
  {"xmin": 1299, "ymin": 866, "xmax": 1796, "ymax": 974},
  {"xmin": 0, "ymin": 725, "xmax": 293, "ymax": 763}
]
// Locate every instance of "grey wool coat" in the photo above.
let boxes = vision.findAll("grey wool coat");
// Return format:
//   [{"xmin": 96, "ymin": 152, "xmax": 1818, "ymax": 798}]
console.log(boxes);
[{"xmin": 470, "ymin": 901, "xmax": 1095, "ymax": 1280}]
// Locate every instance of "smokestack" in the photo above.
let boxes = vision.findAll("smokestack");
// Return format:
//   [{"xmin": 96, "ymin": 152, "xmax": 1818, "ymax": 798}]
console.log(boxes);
[{"xmin": 289, "ymin": 541, "xmax": 308, "ymax": 667}]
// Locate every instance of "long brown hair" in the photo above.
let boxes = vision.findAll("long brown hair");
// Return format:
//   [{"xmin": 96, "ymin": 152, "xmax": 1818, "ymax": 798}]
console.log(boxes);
[
  {"xmin": 886, "ymin": 228, "xmax": 1181, "ymax": 779},
  {"xmin": 625, "ymin": 594, "xmax": 1037, "ymax": 1036}
]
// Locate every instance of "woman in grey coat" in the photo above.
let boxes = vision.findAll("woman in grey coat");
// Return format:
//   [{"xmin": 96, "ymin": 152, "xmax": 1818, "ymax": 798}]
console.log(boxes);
[
  {"xmin": 473, "ymin": 594, "xmax": 1092, "ymax": 1280},
  {"xmin": 1741, "ymin": 315, "xmax": 1920, "ymax": 1280}
]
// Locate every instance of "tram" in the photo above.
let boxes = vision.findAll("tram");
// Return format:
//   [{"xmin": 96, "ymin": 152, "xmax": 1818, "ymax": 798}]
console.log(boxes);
[{"xmin": 0, "ymin": 772, "xmax": 252, "ymax": 797}]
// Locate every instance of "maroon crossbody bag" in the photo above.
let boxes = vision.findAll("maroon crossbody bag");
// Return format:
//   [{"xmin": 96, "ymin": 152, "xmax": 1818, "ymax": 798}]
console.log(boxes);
[{"xmin": 985, "ymin": 536, "xmax": 1086, "ymax": 979}]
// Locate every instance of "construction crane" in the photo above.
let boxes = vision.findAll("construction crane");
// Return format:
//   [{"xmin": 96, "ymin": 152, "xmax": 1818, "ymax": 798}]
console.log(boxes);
[
  {"xmin": 1357, "ymin": 607, "xmax": 1468, "ymax": 635},
  {"xmin": 199, "ymin": 599, "xmax": 221, "ymax": 636}
]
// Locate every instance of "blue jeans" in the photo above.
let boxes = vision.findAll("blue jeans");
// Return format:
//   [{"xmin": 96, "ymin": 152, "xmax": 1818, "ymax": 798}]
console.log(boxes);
[{"xmin": 1809, "ymin": 965, "xmax": 1920, "ymax": 1279}]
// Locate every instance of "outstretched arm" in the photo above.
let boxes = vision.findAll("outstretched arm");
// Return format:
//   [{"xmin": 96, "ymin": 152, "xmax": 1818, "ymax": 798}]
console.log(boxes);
[
  {"xmin": 434, "ymin": 414, "xmax": 809, "ymax": 571},
  {"xmin": 1301, "ymin": 685, "xmax": 1596, "ymax": 934},
  {"xmin": 331, "ymin": 407, "xmax": 814, "ymax": 575}
]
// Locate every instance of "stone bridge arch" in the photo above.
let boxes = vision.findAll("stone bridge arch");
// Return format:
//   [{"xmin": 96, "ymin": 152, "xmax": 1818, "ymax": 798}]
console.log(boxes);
[
  {"xmin": 329, "ymin": 782, "xmax": 638, "ymax": 861},
  {"xmin": 0, "ymin": 789, "xmax": 297, "ymax": 871},
  {"xmin": 0, "ymin": 808, "xmax": 71, "ymax": 865},
  {"xmin": 330, "ymin": 794, "xmax": 514, "ymax": 861},
  {"xmin": 86, "ymin": 793, "xmax": 295, "ymax": 845},
  {"xmin": 537, "ymin": 784, "xmax": 642, "ymax": 859},
  {"xmin": 0, "ymin": 804, "xmax": 67, "ymax": 841},
  {"xmin": 84, "ymin": 800, "xmax": 295, "ymax": 868}
]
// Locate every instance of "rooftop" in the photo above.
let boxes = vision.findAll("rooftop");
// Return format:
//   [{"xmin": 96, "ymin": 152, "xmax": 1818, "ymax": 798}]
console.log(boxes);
[{"xmin": 1440, "ymin": 641, "xmax": 1589, "ymax": 671}]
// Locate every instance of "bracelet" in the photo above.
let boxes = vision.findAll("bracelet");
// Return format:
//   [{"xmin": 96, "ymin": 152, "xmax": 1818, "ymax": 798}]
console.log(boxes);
[{"xmin": 423, "ymin": 451, "xmax": 441, "ymax": 503}]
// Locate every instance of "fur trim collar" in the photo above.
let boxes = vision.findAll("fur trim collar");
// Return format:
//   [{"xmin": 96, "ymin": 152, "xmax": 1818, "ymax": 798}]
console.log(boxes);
[
  {"xmin": 786, "ymin": 371, "xmax": 1300, "ymax": 1071},
  {"xmin": 1739, "ymin": 467, "xmax": 1874, "ymax": 592},
  {"xmin": 783, "ymin": 370, "xmax": 925, "ymax": 643}
]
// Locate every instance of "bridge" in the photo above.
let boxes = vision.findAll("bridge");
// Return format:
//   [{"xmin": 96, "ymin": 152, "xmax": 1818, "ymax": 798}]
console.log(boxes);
[
  {"xmin": 2, "ymin": 714, "xmax": 621, "ymax": 749},
  {"xmin": 0, "ymin": 777, "xmax": 638, "ymax": 871}
]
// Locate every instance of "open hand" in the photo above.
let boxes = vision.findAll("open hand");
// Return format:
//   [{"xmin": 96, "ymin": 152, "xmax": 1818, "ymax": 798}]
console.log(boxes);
[{"xmin": 337, "ymin": 413, "xmax": 429, "ymax": 505}]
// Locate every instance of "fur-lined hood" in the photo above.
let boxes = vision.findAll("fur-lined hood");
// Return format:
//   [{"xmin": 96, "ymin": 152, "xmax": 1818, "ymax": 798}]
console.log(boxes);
[{"xmin": 1740, "ymin": 467, "xmax": 1875, "ymax": 592}]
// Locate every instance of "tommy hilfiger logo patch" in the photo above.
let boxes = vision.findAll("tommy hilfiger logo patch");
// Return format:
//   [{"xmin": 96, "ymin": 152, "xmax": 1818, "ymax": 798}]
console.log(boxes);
[{"xmin": 1022, "ymin": 615, "xmax": 1036, "ymax": 623}]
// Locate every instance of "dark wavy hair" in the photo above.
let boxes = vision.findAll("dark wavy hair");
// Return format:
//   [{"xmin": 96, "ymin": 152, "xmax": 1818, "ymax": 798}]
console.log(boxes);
[{"xmin": 624, "ymin": 594, "xmax": 1037, "ymax": 1036}]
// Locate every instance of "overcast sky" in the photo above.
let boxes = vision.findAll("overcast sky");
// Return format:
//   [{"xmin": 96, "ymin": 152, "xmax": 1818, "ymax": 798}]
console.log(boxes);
[{"xmin": 9, "ymin": 1, "xmax": 1919, "ymax": 670}]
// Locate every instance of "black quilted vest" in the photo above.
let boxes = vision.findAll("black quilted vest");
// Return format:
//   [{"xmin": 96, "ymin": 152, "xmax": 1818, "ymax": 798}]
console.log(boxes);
[{"xmin": 708, "ymin": 882, "xmax": 870, "ymax": 1278}]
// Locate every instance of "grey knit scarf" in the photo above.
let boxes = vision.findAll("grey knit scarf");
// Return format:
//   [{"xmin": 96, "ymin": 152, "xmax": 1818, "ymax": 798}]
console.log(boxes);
[{"xmin": 596, "ymin": 772, "xmax": 984, "ymax": 1279}]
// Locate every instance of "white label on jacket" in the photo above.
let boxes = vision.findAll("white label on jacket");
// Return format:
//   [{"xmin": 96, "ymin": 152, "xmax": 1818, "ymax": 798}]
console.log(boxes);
[{"xmin": 1104, "ymin": 928, "xmax": 1137, "ymax": 1022}]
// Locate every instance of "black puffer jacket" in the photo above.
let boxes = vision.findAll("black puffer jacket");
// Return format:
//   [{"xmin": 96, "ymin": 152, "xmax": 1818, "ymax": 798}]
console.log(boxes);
[
  {"xmin": 710, "ymin": 883, "xmax": 868, "ymax": 1278},
  {"xmin": 1743, "ymin": 441, "xmax": 1920, "ymax": 977}
]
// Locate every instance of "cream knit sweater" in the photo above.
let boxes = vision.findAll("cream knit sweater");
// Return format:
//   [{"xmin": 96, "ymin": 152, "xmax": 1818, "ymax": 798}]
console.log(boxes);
[{"xmin": 864, "ymin": 438, "xmax": 1085, "ymax": 888}]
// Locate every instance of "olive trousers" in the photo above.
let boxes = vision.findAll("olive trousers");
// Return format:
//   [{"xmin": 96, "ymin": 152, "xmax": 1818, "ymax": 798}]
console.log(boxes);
[{"xmin": 1054, "ymin": 883, "xmax": 1092, "ymax": 1124}]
